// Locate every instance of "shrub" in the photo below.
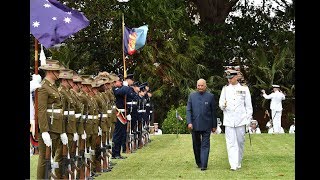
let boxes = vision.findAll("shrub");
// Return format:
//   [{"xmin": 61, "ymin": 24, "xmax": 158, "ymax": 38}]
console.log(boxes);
[{"xmin": 162, "ymin": 105, "xmax": 189, "ymax": 134}]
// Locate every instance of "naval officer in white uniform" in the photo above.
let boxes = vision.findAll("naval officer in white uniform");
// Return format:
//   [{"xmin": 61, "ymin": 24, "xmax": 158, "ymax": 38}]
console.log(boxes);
[{"xmin": 219, "ymin": 69, "xmax": 253, "ymax": 171}]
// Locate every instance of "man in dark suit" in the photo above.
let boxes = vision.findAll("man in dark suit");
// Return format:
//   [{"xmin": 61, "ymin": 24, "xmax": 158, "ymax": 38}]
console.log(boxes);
[{"xmin": 186, "ymin": 78, "xmax": 217, "ymax": 171}]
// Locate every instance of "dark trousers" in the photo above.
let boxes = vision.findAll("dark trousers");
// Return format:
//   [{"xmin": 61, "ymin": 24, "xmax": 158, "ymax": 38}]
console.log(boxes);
[
  {"xmin": 112, "ymin": 120, "xmax": 126, "ymax": 157},
  {"xmin": 192, "ymin": 129, "xmax": 211, "ymax": 168}
]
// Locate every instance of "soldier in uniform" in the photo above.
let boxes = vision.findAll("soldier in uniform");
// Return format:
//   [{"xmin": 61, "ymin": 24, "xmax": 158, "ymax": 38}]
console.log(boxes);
[
  {"xmin": 124, "ymin": 75, "xmax": 139, "ymax": 151},
  {"xmin": 111, "ymin": 74, "xmax": 131, "ymax": 159},
  {"xmin": 261, "ymin": 85, "xmax": 286, "ymax": 134},
  {"xmin": 120, "ymin": 74, "xmax": 136, "ymax": 153},
  {"xmin": 130, "ymin": 81, "xmax": 141, "ymax": 150},
  {"xmin": 69, "ymin": 72, "xmax": 86, "ymax": 178},
  {"xmin": 219, "ymin": 69, "xmax": 253, "ymax": 171},
  {"xmin": 91, "ymin": 78, "xmax": 112, "ymax": 173},
  {"xmin": 137, "ymin": 85, "xmax": 147, "ymax": 147},
  {"xmin": 84, "ymin": 76, "xmax": 101, "ymax": 177},
  {"xmin": 57, "ymin": 69, "xmax": 79, "ymax": 178},
  {"xmin": 143, "ymin": 82, "xmax": 152, "ymax": 143},
  {"xmin": 37, "ymin": 60, "xmax": 68, "ymax": 179},
  {"xmin": 79, "ymin": 76, "xmax": 99, "ymax": 178},
  {"xmin": 103, "ymin": 73, "xmax": 119, "ymax": 147}
]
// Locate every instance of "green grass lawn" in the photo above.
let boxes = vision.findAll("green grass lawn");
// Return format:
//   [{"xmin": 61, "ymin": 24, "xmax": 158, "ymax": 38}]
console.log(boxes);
[{"xmin": 30, "ymin": 133, "xmax": 295, "ymax": 179}]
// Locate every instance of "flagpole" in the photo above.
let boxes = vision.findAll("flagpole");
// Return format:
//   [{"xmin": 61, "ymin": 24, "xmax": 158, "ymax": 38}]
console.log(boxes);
[
  {"xmin": 176, "ymin": 110, "xmax": 178, "ymax": 138},
  {"xmin": 122, "ymin": 13, "xmax": 127, "ymax": 117},
  {"xmin": 122, "ymin": 13, "xmax": 127, "ymax": 79},
  {"xmin": 34, "ymin": 38, "xmax": 39, "ymax": 141}
]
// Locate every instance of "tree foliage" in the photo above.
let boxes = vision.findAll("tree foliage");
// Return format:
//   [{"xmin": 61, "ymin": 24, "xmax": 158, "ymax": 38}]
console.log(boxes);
[{"xmin": 162, "ymin": 105, "xmax": 189, "ymax": 134}]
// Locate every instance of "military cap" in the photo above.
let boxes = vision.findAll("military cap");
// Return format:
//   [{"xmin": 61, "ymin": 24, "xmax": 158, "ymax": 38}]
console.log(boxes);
[
  {"xmin": 81, "ymin": 75, "xmax": 93, "ymax": 85},
  {"xmin": 96, "ymin": 79, "xmax": 105, "ymax": 86},
  {"xmin": 39, "ymin": 60, "xmax": 64, "ymax": 71},
  {"xmin": 133, "ymin": 81, "xmax": 140, "ymax": 87},
  {"xmin": 125, "ymin": 73, "xmax": 134, "ymax": 80},
  {"xmin": 109, "ymin": 73, "xmax": 120, "ymax": 82},
  {"xmin": 139, "ymin": 85, "xmax": 146, "ymax": 91},
  {"xmin": 141, "ymin": 82, "xmax": 148, "ymax": 86},
  {"xmin": 58, "ymin": 69, "xmax": 73, "ymax": 79},
  {"xmin": 101, "ymin": 76, "xmax": 114, "ymax": 84},
  {"xmin": 72, "ymin": 72, "xmax": 83, "ymax": 82},
  {"xmin": 91, "ymin": 80, "xmax": 102, "ymax": 88},
  {"xmin": 225, "ymin": 69, "xmax": 239, "ymax": 79}
]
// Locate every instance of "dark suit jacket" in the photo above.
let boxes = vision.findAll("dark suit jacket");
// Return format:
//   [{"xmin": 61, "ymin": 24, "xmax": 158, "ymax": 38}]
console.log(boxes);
[{"xmin": 186, "ymin": 91, "xmax": 217, "ymax": 131}]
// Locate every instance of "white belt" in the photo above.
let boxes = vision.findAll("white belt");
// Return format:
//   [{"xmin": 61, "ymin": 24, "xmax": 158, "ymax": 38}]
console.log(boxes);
[
  {"xmin": 118, "ymin": 109, "xmax": 125, "ymax": 112},
  {"xmin": 99, "ymin": 114, "xmax": 108, "ymax": 118},
  {"xmin": 138, "ymin": 110, "xmax": 146, "ymax": 113},
  {"xmin": 150, "ymin": 111, "xmax": 153, "ymax": 113},
  {"xmin": 146, "ymin": 103, "xmax": 150, "ymax": 106},
  {"xmin": 87, "ymin": 115, "xmax": 98, "ymax": 119},
  {"xmin": 107, "ymin": 110, "xmax": 112, "ymax": 114},
  {"xmin": 63, "ymin": 111, "xmax": 75, "ymax": 115},
  {"xmin": 127, "ymin": 102, "xmax": 137, "ymax": 105},
  {"xmin": 82, "ymin": 115, "xmax": 98, "ymax": 119},
  {"xmin": 47, "ymin": 109, "xmax": 62, "ymax": 113},
  {"xmin": 75, "ymin": 114, "xmax": 81, "ymax": 118}
]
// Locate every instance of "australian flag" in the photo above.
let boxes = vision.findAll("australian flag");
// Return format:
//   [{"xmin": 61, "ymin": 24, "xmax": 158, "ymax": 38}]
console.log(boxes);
[
  {"xmin": 30, "ymin": 0, "xmax": 90, "ymax": 48},
  {"xmin": 124, "ymin": 25, "xmax": 148, "ymax": 55}
]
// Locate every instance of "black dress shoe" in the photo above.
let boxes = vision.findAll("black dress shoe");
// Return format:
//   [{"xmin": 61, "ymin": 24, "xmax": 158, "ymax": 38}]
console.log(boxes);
[
  {"xmin": 112, "ymin": 156, "xmax": 127, "ymax": 159},
  {"xmin": 201, "ymin": 168, "xmax": 207, "ymax": 171},
  {"xmin": 102, "ymin": 168, "xmax": 112, "ymax": 172}
]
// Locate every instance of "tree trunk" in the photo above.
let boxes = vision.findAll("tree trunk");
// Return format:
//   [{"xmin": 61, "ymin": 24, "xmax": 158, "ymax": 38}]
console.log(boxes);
[{"xmin": 193, "ymin": 0, "xmax": 240, "ymax": 24}]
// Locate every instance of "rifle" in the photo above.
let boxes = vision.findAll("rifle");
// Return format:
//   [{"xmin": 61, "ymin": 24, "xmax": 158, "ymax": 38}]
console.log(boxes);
[
  {"xmin": 85, "ymin": 147, "xmax": 94, "ymax": 178},
  {"xmin": 77, "ymin": 134, "xmax": 86, "ymax": 179},
  {"xmin": 100, "ymin": 111, "xmax": 112, "ymax": 172},
  {"xmin": 61, "ymin": 144, "xmax": 74, "ymax": 179},
  {"xmin": 61, "ymin": 102, "xmax": 74, "ymax": 179},
  {"xmin": 44, "ymin": 146, "xmax": 58, "ymax": 179},
  {"xmin": 70, "ymin": 140, "xmax": 79, "ymax": 179},
  {"xmin": 125, "ymin": 116, "xmax": 132, "ymax": 154},
  {"xmin": 74, "ymin": 103, "xmax": 84, "ymax": 179},
  {"xmin": 131, "ymin": 121, "xmax": 137, "ymax": 151}
]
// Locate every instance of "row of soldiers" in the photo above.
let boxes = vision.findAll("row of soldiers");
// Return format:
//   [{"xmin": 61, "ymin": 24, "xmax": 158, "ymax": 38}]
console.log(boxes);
[{"xmin": 35, "ymin": 59, "xmax": 153, "ymax": 179}]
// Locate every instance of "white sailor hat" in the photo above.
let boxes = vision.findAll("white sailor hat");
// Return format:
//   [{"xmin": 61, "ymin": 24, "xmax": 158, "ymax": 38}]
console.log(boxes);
[
  {"xmin": 250, "ymin": 119, "xmax": 258, "ymax": 125},
  {"xmin": 272, "ymin": 85, "xmax": 280, "ymax": 88},
  {"xmin": 225, "ymin": 69, "xmax": 239, "ymax": 79}
]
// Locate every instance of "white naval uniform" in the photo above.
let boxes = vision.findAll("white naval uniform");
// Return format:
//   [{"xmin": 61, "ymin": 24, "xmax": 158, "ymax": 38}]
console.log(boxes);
[
  {"xmin": 289, "ymin": 125, "xmax": 295, "ymax": 134},
  {"xmin": 248, "ymin": 127, "xmax": 261, "ymax": 134},
  {"xmin": 263, "ymin": 90, "xmax": 285, "ymax": 133},
  {"xmin": 219, "ymin": 83, "xmax": 253, "ymax": 170},
  {"xmin": 268, "ymin": 127, "xmax": 285, "ymax": 134}
]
